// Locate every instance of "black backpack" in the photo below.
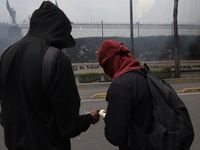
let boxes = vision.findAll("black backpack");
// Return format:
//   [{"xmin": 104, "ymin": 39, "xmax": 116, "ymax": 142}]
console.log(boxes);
[{"xmin": 130, "ymin": 64, "xmax": 194, "ymax": 150}]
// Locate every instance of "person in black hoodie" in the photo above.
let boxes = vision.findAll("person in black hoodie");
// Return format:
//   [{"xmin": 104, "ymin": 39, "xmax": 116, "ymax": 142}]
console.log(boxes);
[{"xmin": 0, "ymin": 1, "xmax": 100, "ymax": 150}]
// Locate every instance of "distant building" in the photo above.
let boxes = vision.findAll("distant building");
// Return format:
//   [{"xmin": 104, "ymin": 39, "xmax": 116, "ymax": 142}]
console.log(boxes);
[
  {"xmin": 0, "ymin": 23, "xmax": 9, "ymax": 39},
  {"xmin": 140, "ymin": 0, "xmax": 200, "ymax": 24},
  {"xmin": 0, "ymin": 23, "xmax": 21, "ymax": 54}
]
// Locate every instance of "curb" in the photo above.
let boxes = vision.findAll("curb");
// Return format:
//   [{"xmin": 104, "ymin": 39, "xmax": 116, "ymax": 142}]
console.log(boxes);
[
  {"xmin": 77, "ymin": 77, "xmax": 200, "ymax": 87},
  {"xmin": 87, "ymin": 77, "xmax": 200, "ymax": 99},
  {"xmin": 77, "ymin": 82, "xmax": 111, "ymax": 87},
  {"xmin": 165, "ymin": 77, "xmax": 200, "ymax": 83},
  {"xmin": 91, "ymin": 87, "xmax": 200, "ymax": 99},
  {"xmin": 91, "ymin": 93, "xmax": 107, "ymax": 99},
  {"xmin": 181, "ymin": 87, "xmax": 200, "ymax": 93}
]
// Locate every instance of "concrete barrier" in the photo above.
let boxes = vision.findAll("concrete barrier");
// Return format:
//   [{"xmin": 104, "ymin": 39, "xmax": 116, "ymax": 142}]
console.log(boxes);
[{"xmin": 72, "ymin": 60, "xmax": 200, "ymax": 75}]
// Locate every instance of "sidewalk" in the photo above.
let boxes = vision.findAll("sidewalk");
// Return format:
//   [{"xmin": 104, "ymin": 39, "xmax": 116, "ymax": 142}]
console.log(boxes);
[
  {"xmin": 165, "ymin": 71, "xmax": 200, "ymax": 83},
  {"xmin": 77, "ymin": 71, "xmax": 200, "ymax": 98},
  {"xmin": 77, "ymin": 71, "xmax": 200, "ymax": 86}
]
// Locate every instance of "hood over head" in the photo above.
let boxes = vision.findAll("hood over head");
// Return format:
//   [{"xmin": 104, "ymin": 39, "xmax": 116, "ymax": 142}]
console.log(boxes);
[
  {"xmin": 98, "ymin": 40, "xmax": 141, "ymax": 80},
  {"xmin": 27, "ymin": 1, "xmax": 75, "ymax": 48}
]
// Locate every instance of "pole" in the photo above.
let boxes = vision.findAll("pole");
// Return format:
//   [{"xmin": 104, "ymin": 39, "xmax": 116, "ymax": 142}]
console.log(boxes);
[
  {"xmin": 137, "ymin": 21, "xmax": 139, "ymax": 37},
  {"xmin": 137, "ymin": 21, "xmax": 139, "ymax": 60},
  {"xmin": 130, "ymin": 0, "xmax": 134, "ymax": 57},
  {"xmin": 101, "ymin": 20, "xmax": 103, "ymax": 39}
]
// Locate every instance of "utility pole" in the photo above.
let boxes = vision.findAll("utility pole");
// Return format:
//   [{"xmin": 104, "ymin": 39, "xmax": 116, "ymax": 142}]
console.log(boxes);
[
  {"xmin": 173, "ymin": 0, "xmax": 180, "ymax": 78},
  {"xmin": 101, "ymin": 20, "xmax": 103, "ymax": 39},
  {"xmin": 137, "ymin": 21, "xmax": 139, "ymax": 37},
  {"xmin": 130, "ymin": 0, "xmax": 134, "ymax": 57}
]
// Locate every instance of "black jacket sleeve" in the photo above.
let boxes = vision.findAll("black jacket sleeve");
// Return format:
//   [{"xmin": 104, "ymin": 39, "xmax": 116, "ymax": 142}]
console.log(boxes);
[
  {"xmin": 104, "ymin": 83, "xmax": 132, "ymax": 146},
  {"xmin": 50, "ymin": 53, "xmax": 92, "ymax": 138}
]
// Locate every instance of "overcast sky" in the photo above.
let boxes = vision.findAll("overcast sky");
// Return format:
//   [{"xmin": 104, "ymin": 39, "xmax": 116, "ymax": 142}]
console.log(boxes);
[{"xmin": 0, "ymin": 0, "xmax": 155, "ymax": 24}]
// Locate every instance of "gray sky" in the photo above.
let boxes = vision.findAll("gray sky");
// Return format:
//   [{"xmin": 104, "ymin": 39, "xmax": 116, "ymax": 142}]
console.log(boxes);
[{"xmin": 0, "ymin": 0, "xmax": 155, "ymax": 24}]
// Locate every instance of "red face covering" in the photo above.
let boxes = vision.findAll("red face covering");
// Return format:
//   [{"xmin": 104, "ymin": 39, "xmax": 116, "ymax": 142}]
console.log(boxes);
[{"xmin": 98, "ymin": 40, "xmax": 141, "ymax": 80}]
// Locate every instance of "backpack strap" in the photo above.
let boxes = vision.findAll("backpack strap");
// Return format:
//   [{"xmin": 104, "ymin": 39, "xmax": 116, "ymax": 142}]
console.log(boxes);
[
  {"xmin": 128, "ymin": 120, "xmax": 149, "ymax": 146},
  {"xmin": 128, "ymin": 64, "xmax": 151, "ymax": 146},
  {"xmin": 131, "ymin": 69, "xmax": 147, "ymax": 77},
  {"xmin": 141, "ymin": 63, "xmax": 150, "ymax": 71},
  {"xmin": 42, "ymin": 46, "xmax": 60, "ymax": 99},
  {"xmin": 130, "ymin": 121, "xmax": 149, "ymax": 138},
  {"xmin": 131, "ymin": 63, "xmax": 151, "ymax": 78}
]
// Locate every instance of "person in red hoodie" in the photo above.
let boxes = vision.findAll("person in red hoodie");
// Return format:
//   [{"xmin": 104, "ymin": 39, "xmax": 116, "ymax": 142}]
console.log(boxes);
[
  {"xmin": 97, "ymin": 40, "xmax": 153, "ymax": 150},
  {"xmin": 0, "ymin": 1, "xmax": 99, "ymax": 150}
]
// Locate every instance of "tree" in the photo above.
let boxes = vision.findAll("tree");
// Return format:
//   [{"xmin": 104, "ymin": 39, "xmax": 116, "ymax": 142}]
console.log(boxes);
[{"xmin": 173, "ymin": 0, "xmax": 180, "ymax": 78}]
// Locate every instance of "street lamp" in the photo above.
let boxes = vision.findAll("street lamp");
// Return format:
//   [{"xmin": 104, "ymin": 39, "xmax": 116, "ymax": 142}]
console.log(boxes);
[{"xmin": 130, "ymin": 0, "xmax": 134, "ymax": 57}]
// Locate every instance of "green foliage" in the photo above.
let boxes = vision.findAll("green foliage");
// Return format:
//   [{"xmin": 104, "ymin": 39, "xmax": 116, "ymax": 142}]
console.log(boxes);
[
  {"xmin": 151, "ymin": 70, "xmax": 164, "ymax": 79},
  {"xmin": 161, "ymin": 66, "xmax": 173, "ymax": 79},
  {"xmin": 103, "ymin": 74, "xmax": 112, "ymax": 82},
  {"xmin": 151, "ymin": 66, "xmax": 172, "ymax": 79},
  {"xmin": 65, "ymin": 38, "xmax": 103, "ymax": 63},
  {"xmin": 64, "ymin": 36, "xmax": 200, "ymax": 63},
  {"xmin": 78, "ymin": 72, "xmax": 101, "ymax": 83}
]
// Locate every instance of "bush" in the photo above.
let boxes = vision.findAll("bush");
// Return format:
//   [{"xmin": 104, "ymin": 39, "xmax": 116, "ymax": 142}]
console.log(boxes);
[
  {"xmin": 151, "ymin": 70, "xmax": 164, "ymax": 79},
  {"xmin": 151, "ymin": 66, "xmax": 172, "ymax": 79},
  {"xmin": 161, "ymin": 66, "xmax": 172, "ymax": 79},
  {"xmin": 78, "ymin": 72, "xmax": 101, "ymax": 83},
  {"xmin": 104, "ymin": 74, "xmax": 112, "ymax": 82}
]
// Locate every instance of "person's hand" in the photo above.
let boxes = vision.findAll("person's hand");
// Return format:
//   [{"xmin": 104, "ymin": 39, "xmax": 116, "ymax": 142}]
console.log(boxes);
[
  {"xmin": 99, "ymin": 109, "xmax": 107, "ymax": 119},
  {"xmin": 102, "ymin": 110, "xmax": 107, "ymax": 120},
  {"xmin": 89, "ymin": 109, "xmax": 100, "ymax": 124}
]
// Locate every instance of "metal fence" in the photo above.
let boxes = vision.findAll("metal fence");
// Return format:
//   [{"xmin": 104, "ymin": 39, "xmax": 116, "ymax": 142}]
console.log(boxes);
[
  {"xmin": 71, "ymin": 22, "xmax": 200, "ymax": 38},
  {"xmin": 16, "ymin": 22, "xmax": 200, "ymax": 39},
  {"xmin": 1, "ymin": 22, "xmax": 200, "ymax": 45}
]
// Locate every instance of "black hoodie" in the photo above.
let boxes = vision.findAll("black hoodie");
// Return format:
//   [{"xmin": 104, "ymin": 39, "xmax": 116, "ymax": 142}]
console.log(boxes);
[{"xmin": 0, "ymin": 1, "xmax": 92, "ymax": 150}]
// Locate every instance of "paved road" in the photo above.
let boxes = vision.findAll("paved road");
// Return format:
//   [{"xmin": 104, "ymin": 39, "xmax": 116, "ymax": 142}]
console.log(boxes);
[
  {"xmin": 71, "ymin": 93, "xmax": 200, "ymax": 150},
  {"xmin": 74, "ymin": 81, "xmax": 200, "ymax": 150},
  {"xmin": 0, "ymin": 81, "xmax": 199, "ymax": 150}
]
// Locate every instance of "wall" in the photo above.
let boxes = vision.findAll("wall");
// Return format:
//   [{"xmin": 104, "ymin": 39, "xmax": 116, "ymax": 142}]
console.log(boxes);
[{"xmin": 72, "ymin": 60, "xmax": 200, "ymax": 75}]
